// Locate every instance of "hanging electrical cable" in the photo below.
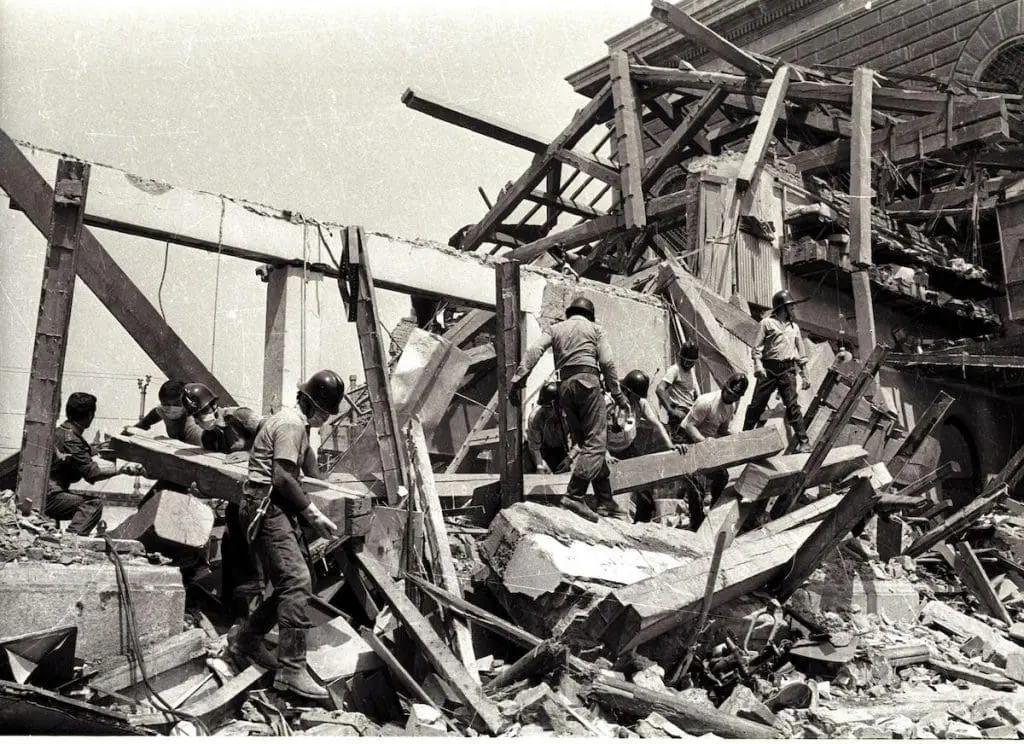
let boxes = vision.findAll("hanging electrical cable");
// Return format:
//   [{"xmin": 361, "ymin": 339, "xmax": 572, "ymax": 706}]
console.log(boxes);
[
  {"xmin": 210, "ymin": 196, "xmax": 226, "ymax": 373},
  {"xmin": 157, "ymin": 241, "xmax": 170, "ymax": 321}
]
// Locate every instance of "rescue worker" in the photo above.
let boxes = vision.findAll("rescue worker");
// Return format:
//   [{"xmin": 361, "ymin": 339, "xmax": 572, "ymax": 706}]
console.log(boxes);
[
  {"xmin": 525, "ymin": 381, "xmax": 569, "ymax": 475},
  {"xmin": 134, "ymin": 380, "xmax": 203, "ymax": 445},
  {"xmin": 232, "ymin": 370, "xmax": 343, "ymax": 701},
  {"xmin": 47, "ymin": 392, "xmax": 147, "ymax": 535},
  {"xmin": 181, "ymin": 382, "xmax": 264, "ymax": 624},
  {"xmin": 510, "ymin": 296, "xmax": 630, "ymax": 522},
  {"xmin": 743, "ymin": 290, "xmax": 812, "ymax": 454},
  {"xmin": 679, "ymin": 373, "xmax": 749, "ymax": 530},
  {"xmin": 607, "ymin": 370, "xmax": 677, "ymax": 459},
  {"xmin": 656, "ymin": 342, "xmax": 701, "ymax": 441}
]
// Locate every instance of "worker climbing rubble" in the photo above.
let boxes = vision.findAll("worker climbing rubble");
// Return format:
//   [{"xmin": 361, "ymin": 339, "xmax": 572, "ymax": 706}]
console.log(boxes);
[
  {"xmin": 232, "ymin": 369, "xmax": 344, "ymax": 701},
  {"xmin": 743, "ymin": 290, "xmax": 812, "ymax": 453},
  {"xmin": 510, "ymin": 296, "xmax": 630, "ymax": 522},
  {"xmin": 180, "ymin": 382, "xmax": 265, "ymax": 625}
]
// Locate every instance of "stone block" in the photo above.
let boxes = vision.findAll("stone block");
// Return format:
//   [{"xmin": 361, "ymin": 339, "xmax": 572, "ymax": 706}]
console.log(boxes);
[
  {"xmin": 803, "ymin": 574, "xmax": 920, "ymax": 623},
  {"xmin": 0, "ymin": 561, "xmax": 184, "ymax": 664}
]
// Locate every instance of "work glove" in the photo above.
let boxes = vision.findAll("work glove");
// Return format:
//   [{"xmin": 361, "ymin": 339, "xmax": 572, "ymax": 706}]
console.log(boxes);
[
  {"xmin": 673, "ymin": 443, "xmax": 687, "ymax": 455},
  {"xmin": 118, "ymin": 462, "xmax": 147, "ymax": 477},
  {"xmin": 301, "ymin": 503, "xmax": 339, "ymax": 539},
  {"xmin": 508, "ymin": 378, "xmax": 525, "ymax": 407}
]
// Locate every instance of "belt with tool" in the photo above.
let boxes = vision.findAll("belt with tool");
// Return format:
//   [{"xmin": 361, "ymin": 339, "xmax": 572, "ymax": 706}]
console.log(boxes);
[{"xmin": 242, "ymin": 483, "xmax": 272, "ymax": 544}]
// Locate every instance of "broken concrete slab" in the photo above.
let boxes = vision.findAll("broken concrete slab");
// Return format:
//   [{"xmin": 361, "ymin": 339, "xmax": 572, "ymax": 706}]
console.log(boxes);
[
  {"xmin": 921, "ymin": 601, "xmax": 1021, "ymax": 660},
  {"xmin": 802, "ymin": 573, "xmax": 920, "ymax": 623},
  {"xmin": 0, "ymin": 562, "xmax": 185, "ymax": 664},
  {"xmin": 107, "ymin": 489, "xmax": 214, "ymax": 558}
]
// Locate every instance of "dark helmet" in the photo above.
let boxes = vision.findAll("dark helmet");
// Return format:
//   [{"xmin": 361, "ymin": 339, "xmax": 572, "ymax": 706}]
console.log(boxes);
[
  {"xmin": 181, "ymin": 383, "xmax": 218, "ymax": 415},
  {"xmin": 621, "ymin": 370, "xmax": 650, "ymax": 399},
  {"xmin": 298, "ymin": 369, "xmax": 345, "ymax": 415},
  {"xmin": 723, "ymin": 373, "xmax": 749, "ymax": 398},
  {"xmin": 538, "ymin": 381, "xmax": 559, "ymax": 406},
  {"xmin": 565, "ymin": 296, "xmax": 595, "ymax": 321},
  {"xmin": 771, "ymin": 289, "xmax": 803, "ymax": 314},
  {"xmin": 680, "ymin": 342, "xmax": 700, "ymax": 362}
]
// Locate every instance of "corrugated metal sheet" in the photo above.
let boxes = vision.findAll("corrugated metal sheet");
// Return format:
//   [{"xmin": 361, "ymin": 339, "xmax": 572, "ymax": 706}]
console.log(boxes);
[{"xmin": 736, "ymin": 231, "xmax": 782, "ymax": 308}]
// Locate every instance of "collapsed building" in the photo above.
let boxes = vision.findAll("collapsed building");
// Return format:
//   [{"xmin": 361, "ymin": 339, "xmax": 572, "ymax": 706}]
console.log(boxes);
[{"xmin": 8, "ymin": 0, "xmax": 1024, "ymax": 738}]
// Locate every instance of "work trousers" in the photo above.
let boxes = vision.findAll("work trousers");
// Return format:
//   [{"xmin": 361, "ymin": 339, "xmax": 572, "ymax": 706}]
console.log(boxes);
[
  {"xmin": 524, "ymin": 446, "xmax": 569, "ymax": 474},
  {"xmin": 743, "ymin": 359, "xmax": 808, "ymax": 444},
  {"xmin": 222, "ymin": 503, "xmax": 264, "ymax": 618},
  {"xmin": 681, "ymin": 469, "xmax": 728, "ymax": 531},
  {"xmin": 558, "ymin": 373, "xmax": 608, "ymax": 489},
  {"xmin": 245, "ymin": 501, "xmax": 312, "ymax": 633},
  {"xmin": 45, "ymin": 490, "xmax": 103, "ymax": 536}
]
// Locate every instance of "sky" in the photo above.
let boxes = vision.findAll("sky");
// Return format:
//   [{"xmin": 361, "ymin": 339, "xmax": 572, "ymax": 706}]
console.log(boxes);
[{"xmin": 0, "ymin": 0, "xmax": 654, "ymax": 453}]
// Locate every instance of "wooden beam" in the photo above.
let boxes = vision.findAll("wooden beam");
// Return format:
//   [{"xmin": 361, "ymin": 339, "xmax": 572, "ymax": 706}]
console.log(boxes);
[
  {"xmin": 552, "ymin": 148, "xmax": 619, "ymax": 186},
  {"xmin": 849, "ymin": 68, "xmax": 877, "ymax": 391},
  {"xmin": 737, "ymin": 65, "xmax": 791, "ymax": 190},
  {"xmin": 671, "ymin": 529, "xmax": 729, "ymax": 682},
  {"xmin": 460, "ymin": 84, "xmax": 612, "ymax": 251},
  {"xmin": 16, "ymin": 159, "xmax": 90, "ymax": 516},
  {"xmin": 344, "ymin": 226, "xmax": 406, "ymax": 505},
  {"xmin": 352, "ymin": 549, "xmax": 505, "ymax": 734},
  {"xmin": 179, "ymin": 665, "xmax": 269, "ymax": 730},
  {"xmin": 649, "ymin": 0, "xmax": 772, "ymax": 77},
  {"xmin": 892, "ymin": 461, "xmax": 959, "ymax": 500},
  {"xmin": 444, "ymin": 391, "xmax": 499, "ymax": 475},
  {"xmin": 784, "ymin": 97, "xmax": 1009, "ymax": 175},
  {"xmin": 523, "ymin": 189, "xmax": 605, "ymax": 219},
  {"xmin": 0, "ymin": 130, "xmax": 236, "ymax": 407},
  {"xmin": 91, "ymin": 628, "xmax": 206, "ymax": 694},
  {"xmin": 734, "ymin": 444, "xmax": 868, "ymax": 503},
  {"xmin": 643, "ymin": 86, "xmax": 727, "ymax": 191},
  {"xmin": 771, "ymin": 346, "xmax": 888, "ymax": 518},
  {"xmin": 774, "ymin": 463, "xmax": 890, "ymax": 600},
  {"xmin": 887, "ymin": 391, "xmax": 954, "ymax": 482},
  {"xmin": 405, "ymin": 419, "xmax": 480, "ymax": 683},
  {"xmin": 494, "ymin": 261, "xmax": 523, "ymax": 515},
  {"xmin": 609, "ymin": 50, "xmax": 647, "ymax": 229},
  {"xmin": 401, "ymin": 88, "xmax": 548, "ymax": 154},
  {"xmin": 955, "ymin": 541, "xmax": 1013, "ymax": 625},
  {"xmin": 905, "ymin": 441, "xmax": 1024, "ymax": 557},
  {"xmin": 887, "ymin": 352, "xmax": 1024, "ymax": 370},
  {"xmin": 360, "ymin": 628, "xmax": 443, "ymax": 709}
]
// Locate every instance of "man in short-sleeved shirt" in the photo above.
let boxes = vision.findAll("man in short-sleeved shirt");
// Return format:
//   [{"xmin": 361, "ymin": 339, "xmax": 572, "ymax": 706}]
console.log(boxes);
[
  {"xmin": 658, "ymin": 343, "xmax": 701, "ymax": 442},
  {"xmin": 682, "ymin": 390, "xmax": 740, "ymax": 441}
]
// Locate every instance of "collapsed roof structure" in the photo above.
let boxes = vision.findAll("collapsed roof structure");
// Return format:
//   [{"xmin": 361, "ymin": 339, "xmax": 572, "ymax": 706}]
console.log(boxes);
[{"xmin": 8, "ymin": 0, "xmax": 1024, "ymax": 737}]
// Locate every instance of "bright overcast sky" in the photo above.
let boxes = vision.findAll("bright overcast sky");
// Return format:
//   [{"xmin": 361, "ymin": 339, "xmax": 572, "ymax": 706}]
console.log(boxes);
[{"xmin": 1, "ymin": 0, "xmax": 652, "ymax": 243}]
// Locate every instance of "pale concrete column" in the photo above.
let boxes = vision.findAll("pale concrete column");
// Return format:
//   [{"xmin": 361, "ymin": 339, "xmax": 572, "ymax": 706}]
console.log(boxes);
[{"xmin": 262, "ymin": 266, "xmax": 322, "ymax": 415}]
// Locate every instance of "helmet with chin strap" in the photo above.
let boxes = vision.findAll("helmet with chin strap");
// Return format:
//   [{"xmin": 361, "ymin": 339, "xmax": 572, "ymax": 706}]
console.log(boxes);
[{"xmin": 298, "ymin": 369, "xmax": 345, "ymax": 415}]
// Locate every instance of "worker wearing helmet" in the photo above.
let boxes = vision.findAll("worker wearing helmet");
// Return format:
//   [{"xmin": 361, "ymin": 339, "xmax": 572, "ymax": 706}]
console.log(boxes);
[
  {"xmin": 181, "ymin": 382, "xmax": 266, "ymax": 635},
  {"xmin": 743, "ymin": 290, "xmax": 812, "ymax": 453},
  {"xmin": 233, "ymin": 369, "xmax": 343, "ymax": 701},
  {"xmin": 607, "ymin": 370, "xmax": 676, "ymax": 458},
  {"xmin": 134, "ymin": 380, "xmax": 203, "ymax": 445},
  {"xmin": 525, "ymin": 381, "xmax": 569, "ymax": 475},
  {"xmin": 679, "ymin": 373, "xmax": 749, "ymax": 529},
  {"xmin": 510, "ymin": 295, "xmax": 630, "ymax": 522},
  {"xmin": 656, "ymin": 342, "xmax": 701, "ymax": 441}
]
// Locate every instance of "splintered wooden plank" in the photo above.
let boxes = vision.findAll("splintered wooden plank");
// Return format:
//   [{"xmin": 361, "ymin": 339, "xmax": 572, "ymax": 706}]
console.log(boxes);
[
  {"xmin": 180, "ymin": 665, "xmax": 269, "ymax": 729},
  {"xmin": 460, "ymin": 83, "xmax": 612, "ymax": 251},
  {"xmin": 734, "ymin": 445, "xmax": 868, "ymax": 503},
  {"xmin": 650, "ymin": 0, "xmax": 772, "ymax": 77},
  {"xmin": 0, "ymin": 129, "xmax": 235, "ymax": 407},
  {"xmin": 609, "ymin": 50, "xmax": 647, "ymax": 229},
  {"xmin": 16, "ymin": 159, "xmax": 90, "ymax": 514},
  {"xmin": 887, "ymin": 392, "xmax": 955, "ymax": 482},
  {"xmin": 955, "ymin": 541, "xmax": 1013, "ymax": 625},
  {"xmin": 108, "ymin": 429, "xmax": 373, "ymax": 534},
  {"xmin": 643, "ymin": 86, "xmax": 727, "ymax": 190},
  {"xmin": 771, "ymin": 345, "xmax": 888, "ymax": 518},
  {"xmin": 352, "ymin": 550, "xmax": 505, "ymax": 734},
  {"xmin": 774, "ymin": 463, "xmax": 891, "ymax": 600},
  {"xmin": 736, "ymin": 65, "xmax": 790, "ymax": 190},
  {"xmin": 405, "ymin": 419, "xmax": 479, "ymax": 683},
  {"xmin": 401, "ymin": 88, "xmax": 548, "ymax": 154}
]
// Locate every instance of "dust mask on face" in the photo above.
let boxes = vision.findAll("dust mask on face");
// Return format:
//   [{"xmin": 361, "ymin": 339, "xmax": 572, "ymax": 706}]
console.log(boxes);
[{"xmin": 196, "ymin": 412, "xmax": 217, "ymax": 430}]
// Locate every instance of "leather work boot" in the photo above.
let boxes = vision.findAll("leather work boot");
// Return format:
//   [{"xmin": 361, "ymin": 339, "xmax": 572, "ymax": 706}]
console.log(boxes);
[
  {"xmin": 227, "ymin": 625, "xmax": 279, "ymax": 670},
  {"xmin": 592, "ymin": 471, "xmax": 628, "ymax": 521},
  {"xmin": 793, "ymin": 440, "xmax": 812, "ymax": 454},
  {"xmin": 560, "ymin": 475, "xmax": 600, "ymax": 522},
  {"xmin": 273, "ymin": 627, "xmax": 329, "ymax": 701}
]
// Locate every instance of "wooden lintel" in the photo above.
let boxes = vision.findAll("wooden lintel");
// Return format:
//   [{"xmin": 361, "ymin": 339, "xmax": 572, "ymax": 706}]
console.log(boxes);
[
  {"xmin": 736, "ymin": 65, "xmax": 791, "ymax": 190},
  {"xmin": 650, "ymin": 0, "xmax": 772, "ymax": 77},
  {"xmin": 0, "ymin": 128, "xmax": 236, "ymax": 408},
  {"xmin": 552, "ymin": 147, "xmax": 620, "ymax": 186},
  {"xmin": 401, "ymin": 88, "xmax": 548, "ymax": 154},
  {"xmin": 643, "ymin": 86, "xmax": 727, "ymax": 190},
  {"xmin": 609, "ymin": 50, "xmax": 647, "ymax": 229},
  {"xmin": 460, "ymin": 84, "xmax": 612, "ymax": 251}
]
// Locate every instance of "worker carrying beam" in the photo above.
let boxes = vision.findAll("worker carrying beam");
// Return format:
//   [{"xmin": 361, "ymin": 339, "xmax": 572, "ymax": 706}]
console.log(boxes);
[
  {"xmin": 134, "ymin": 380, "xmax": 203, "ymax": 445},
  {"xmin": 510, "ymin": 295, "xmax": 630, "ymax": 522},
  {"xmin": 743, "ymin": 290, "xmax": 812, "ymax": 453},
  {"xmin": 233, "ymin": 369, "xmax": 343, "ymax": 701},
  {"xmin": 47, "ymin": 392, "xmax": 147, "ymax": 535},
  {"xmin": 180, "ymin": 382, "xmax": 265, "ymax": 630}
]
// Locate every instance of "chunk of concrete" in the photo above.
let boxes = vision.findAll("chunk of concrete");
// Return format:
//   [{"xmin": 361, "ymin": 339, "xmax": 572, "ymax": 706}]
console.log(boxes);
[
  {"xmin": 306, "ymin": 616, "xmax": 382, "ymax": 684},
  {"xmin": 107, "ymin": 489, "xmax": 214, "ymax": 559},
  {"xmin": 803, "ymin": 574, "xmax": 920, "ymax": 623},
  {"xmin": 0, "ymin": 562, "xmax": 184, "ymax": 664}
]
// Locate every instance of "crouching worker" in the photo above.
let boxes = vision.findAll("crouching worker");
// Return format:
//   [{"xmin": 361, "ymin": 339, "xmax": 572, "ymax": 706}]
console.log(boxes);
[
  {"xmin": 181, "ymin": 383, "xmax": 264, "ymax": 623},
  {"xmin": 525, "ymin": 382, "xmax": 570, "ymax": 475},
  {"xmin": 47, "ymin": 392, "xmax": 146, "ymax": 535},
  {"xmin": 679, "ymin": 373, "xmax": 748, "ymax": 530},
  {"xmin": 232, "ymin": 370, "xmax": 343, "ymax": 701}
]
